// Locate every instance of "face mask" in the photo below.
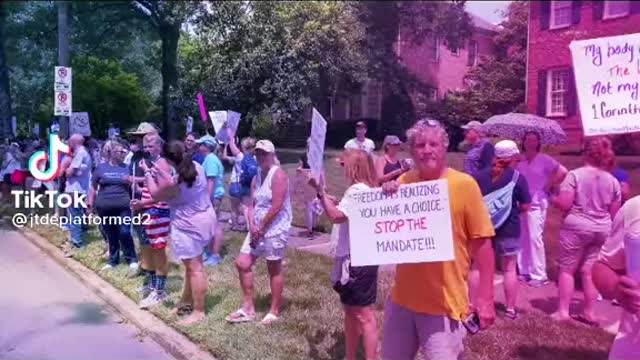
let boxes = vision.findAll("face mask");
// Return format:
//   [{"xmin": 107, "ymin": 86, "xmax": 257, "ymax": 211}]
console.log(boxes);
[{"xmin": 143, "ymin": 151, "xmax": 151, "ymax": 159}]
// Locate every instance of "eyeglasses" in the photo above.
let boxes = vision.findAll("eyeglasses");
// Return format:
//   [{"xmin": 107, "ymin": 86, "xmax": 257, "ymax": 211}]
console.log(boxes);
[{"xmin": 416, "ymin": 118, "xmax": 442, "ymax": 127}]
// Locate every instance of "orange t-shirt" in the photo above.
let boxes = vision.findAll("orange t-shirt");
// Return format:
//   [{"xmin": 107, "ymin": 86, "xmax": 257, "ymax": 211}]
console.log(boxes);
[{"xmin": 391, "ymin": 168, "xmax": 495, "ymax": 320}]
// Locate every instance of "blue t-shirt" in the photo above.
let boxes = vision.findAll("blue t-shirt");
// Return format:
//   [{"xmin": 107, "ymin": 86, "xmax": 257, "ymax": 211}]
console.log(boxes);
[
  {"xmin": 474, "ymin": 167, "xmax": 531, "ymax": 238},
  {"xmin": 613, "ymin": 167, "xmax": 629, "ymax": 184},
  {"xmin": 464, "ymin": 140, "xmax": 495, "ymax": 177},
  {"xmin": 192, "ymin": 152, "xmax": 205, "ymax": 165},
  {"xmin": 92, "ymin": 162, "xmax": 131, "ymax": 210},
  {"xmin": 202, "ymin": 153, "xmax": 225, "ymax": 199}
]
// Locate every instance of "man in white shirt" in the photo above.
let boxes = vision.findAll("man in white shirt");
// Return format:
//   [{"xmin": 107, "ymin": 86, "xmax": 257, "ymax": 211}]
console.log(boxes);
[
  {"xmin": 593, "ymin": 196, "xmax": 640, "ymax": 360},
  {"xmin": 344, "ymin": 121, "xmax": 375, "ymax": 153}
]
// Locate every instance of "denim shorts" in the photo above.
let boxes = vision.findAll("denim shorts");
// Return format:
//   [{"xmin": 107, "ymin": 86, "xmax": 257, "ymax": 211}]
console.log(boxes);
[
  {"xmin": 492, "ymin": 236, "xmax": 521, "ymax": 256},
  {"xmin": 240, "ymin": 233, "xmax": 287, "ymax": 261}
]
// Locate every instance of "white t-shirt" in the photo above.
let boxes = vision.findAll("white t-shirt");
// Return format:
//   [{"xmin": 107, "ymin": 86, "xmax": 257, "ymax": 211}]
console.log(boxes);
[
  {"xmin": 344, "ymin": 138, "xmax": 375, "ymax": 154},
  {"xmin": 333, "ymin": 183, "xmax": 370, "ymax": 257},
  {"xmin": 1, "ymin": 151, "xmax": 21, "ymax": 177},
  {"xmin": 230, "ymin": 153, "xmax": 244, "ymax": 183},
  {"xmin": 598, "ymin": 196, "xmax": 640, "ymax": 360}
]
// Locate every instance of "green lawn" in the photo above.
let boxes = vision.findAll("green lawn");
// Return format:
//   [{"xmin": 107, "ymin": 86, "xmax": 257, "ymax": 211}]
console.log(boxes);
[{"xmin": 5, "ymin": 150, "xmax": 638, "ymax": 360}]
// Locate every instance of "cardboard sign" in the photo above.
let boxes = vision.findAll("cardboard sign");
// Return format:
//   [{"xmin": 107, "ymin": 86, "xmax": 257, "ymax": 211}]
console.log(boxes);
[
  {"xmin": 216, "ymin": 111, "xmax": 241, "ymax": 144},
  {"xmin": 346, "ymin": 180, "xmax": 455, "ymax": 266},
  {"xmin": 307, "ymin": 108, "xmax": 327, "ymax": 180},
  {"xmin": 570, "ymin": 34, "xmax": 640, "ymax": 136},
  {"xmin": 54, "ymin": 89, "xmax": 72, "ymax": 116},
  {"xmin": 70, "ymin": 112, "xmax": 91, "ymax": 136}
]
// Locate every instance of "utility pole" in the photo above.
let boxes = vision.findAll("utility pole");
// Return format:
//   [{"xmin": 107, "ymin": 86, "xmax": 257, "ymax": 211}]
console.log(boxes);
[{"xmin": 57, "ymin": 1, "xmax": 70, "ymax": 139}]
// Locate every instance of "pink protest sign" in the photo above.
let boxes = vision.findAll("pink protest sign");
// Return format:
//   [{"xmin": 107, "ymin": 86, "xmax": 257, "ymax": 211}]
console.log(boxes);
[{"xmin": 197, "ymin": 92, "xmax": 208, "ymax": 123}]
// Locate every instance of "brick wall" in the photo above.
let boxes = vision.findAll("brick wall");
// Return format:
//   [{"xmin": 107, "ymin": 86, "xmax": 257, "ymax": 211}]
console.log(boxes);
[{"xmin": 527, "ymin": 1, "xmax": 640, "ymax": 143}]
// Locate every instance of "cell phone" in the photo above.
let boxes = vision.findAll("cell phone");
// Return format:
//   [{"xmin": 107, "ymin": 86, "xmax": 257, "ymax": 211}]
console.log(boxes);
[{"xmin": 462, "ymin": 312, "xmax": 481, "ymax": 335}]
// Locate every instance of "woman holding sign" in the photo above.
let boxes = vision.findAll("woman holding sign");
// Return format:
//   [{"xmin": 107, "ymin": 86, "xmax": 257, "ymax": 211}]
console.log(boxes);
[{"xmin": 310, "ymin": 149, "xmax": 379, "ymax": 360}]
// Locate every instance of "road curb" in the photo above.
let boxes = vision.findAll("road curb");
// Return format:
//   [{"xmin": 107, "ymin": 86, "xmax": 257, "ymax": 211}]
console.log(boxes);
[{"xmin": 19, "ymin": 228, "xmax": 217, "ymax": 360}]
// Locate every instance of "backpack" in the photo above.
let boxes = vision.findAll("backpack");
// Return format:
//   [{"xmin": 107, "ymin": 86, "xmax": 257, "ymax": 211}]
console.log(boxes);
[
  {"xmin": 240, "ymin": 154, "xmax": 258, "ymax": 188},
  {"xmin": 483, "ymin": 171, "xmax": 520, "ymax": 229}
]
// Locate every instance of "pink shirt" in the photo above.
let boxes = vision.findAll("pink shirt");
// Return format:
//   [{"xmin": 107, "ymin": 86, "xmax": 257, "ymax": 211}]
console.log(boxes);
[
  {"xmin": 560, "ymin": 166, "xmax": 621, "ymax": 233},
  {"xmin": 516, "ymin": 153, "xmax": 558, "ymax": 208},
  {"xmin": 598, "ymin": 196, "xmax": 640, "ymax": 360}
]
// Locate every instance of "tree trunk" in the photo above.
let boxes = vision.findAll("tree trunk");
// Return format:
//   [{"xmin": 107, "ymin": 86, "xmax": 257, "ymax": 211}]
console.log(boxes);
[
  {"xmin": 160, "ymin": 23, "xmax": 180, "ymax": 140},
  {"xmin": 0, "ymin": 3, "xmax": 13, "ymax": 139}
]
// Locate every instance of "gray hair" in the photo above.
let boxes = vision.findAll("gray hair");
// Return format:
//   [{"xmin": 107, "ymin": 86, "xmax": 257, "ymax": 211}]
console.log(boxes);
[
  {"xmin": 143, "ymin": 132, "xmax": 164, "ymax": 146},
  {"xmin": 406, "ymin": 119, "xmax": 450, "ymax": 149}
]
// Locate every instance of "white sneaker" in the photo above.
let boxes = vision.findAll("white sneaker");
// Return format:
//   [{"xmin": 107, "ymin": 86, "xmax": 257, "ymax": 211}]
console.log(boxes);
[
  {"xmin": 101, "ymin": 264, "xmax": 114, "ymax": 271},
  {"xmin": 139, "ymin": 290, "xmax": 168, "ymax": 309},
  {"xmin": 129, "ymin": 262, "xmax": 140, "ymax": 270}
]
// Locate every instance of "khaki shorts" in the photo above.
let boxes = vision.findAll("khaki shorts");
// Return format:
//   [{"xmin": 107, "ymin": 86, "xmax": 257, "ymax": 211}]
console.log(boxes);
[
  {"xmin": 557, "ymin": 229, "xmax": 607, "ymax": 273},
  {"xmin": 240, "ymin": 233, "xmax": 287, "ymax": 261}
]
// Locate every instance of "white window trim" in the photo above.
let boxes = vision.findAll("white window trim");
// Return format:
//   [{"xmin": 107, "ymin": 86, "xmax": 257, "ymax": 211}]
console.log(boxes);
[
  {"xmin": 546, "ymin": 69, "xmax": 568, "ymax": 117},
  {"xmin": 549, "ymin": 1, "xmax": 572, "ymax": 30},
  {"xmin": 603, "ymin": 0, "xmax": 630, "ymax": 20}
]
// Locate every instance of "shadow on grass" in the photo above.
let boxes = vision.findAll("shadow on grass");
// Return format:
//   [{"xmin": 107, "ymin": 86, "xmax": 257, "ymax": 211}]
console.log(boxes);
[
  {"xmin": 305, "ymin": 328, "xmax": 346, "ymax": 360},
  {"xmin": 516, "ymin": 345, "xmax": 608, "ymax": 360},
  {"xmin": 530, "ymin": 297, "xmax": 587, "ymax": 316}
]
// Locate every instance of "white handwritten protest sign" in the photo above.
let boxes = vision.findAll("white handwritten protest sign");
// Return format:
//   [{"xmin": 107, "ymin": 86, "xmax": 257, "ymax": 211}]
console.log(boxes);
[
  {"xmin": 307, "ymin": 108, "xmax": 327, "ymax": 180},
  {"xmin": 209, "ymin": 111, "xmax": 227, "ymax": 135},
  {"xmin": 570, "ymin": 33, "xmax": 640, "ymax": 136},
  {"xmin": 346, "ymin": 180, "xmax": 454, "ymax": 266},
  {"xmin": 70, "ymin": 112, "xmax": 91, "ymax": 136},
  {"xmin": 216, "ymin": 111, "xmax": 241, "ymax": 143}
]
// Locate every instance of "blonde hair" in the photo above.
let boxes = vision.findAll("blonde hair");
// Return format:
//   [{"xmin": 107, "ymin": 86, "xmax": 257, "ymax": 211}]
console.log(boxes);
[
  {"xmin": 341, "ymin": 149, "xmax": 379, "ymax": 188},
  {"xmin": 241, "ymin": 137, "xmax": 256, "ymax": 152},
  {"xmin": 143, "ymin": 133, "xmax": 164, "ymax": 146},
  {"xmin": 583, "ymin": 136, "xmax": 613, "ymax": 169}
]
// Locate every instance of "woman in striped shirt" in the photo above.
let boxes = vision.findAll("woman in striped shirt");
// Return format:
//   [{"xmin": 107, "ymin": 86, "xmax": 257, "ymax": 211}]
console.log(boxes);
[{"xmin": 131, "ymin": 133, "xmax": 173, "ymax": 309}]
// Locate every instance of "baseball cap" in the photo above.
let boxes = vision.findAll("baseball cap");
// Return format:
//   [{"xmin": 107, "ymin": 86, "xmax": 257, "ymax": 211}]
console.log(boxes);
[
  {"xmin": 355, "ymin": 121, "xmax": 367, "ymax": 129},
  {"xmin": 255, "ymin": 139, "xmax": 276, "ymax": 153},
  {"xmin": 196, "ymin": 135, "xmax": 217, "ymax": 148},
  {"xmin": 127, "ymin": 122, "xmax": 157, "ymax": 135},
  {"xmin": 461, "ymin": 121, "xmax": 483, "ymax": 130},
  {"xmin": 494, "ymin": 140, "xmax": 520, "ymax": 159},
  {"xmin": 383, "ymin": 135, "xmax": 402, "ymax": 147}
]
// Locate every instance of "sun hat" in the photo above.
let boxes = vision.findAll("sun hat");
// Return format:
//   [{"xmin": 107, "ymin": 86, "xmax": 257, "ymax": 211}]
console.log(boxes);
[
  {"xmin": 461, "ymin": 120, "xmax": 483, "ymax": 130},
  {"xmin": 494, "ymin": 140, "xmax": 520, "ymax": 159},
  {"xmin": 383, "ymin": 135, "xmax": 402, "ymax": 147},
  {"xmin": 127, "ymin": 122, "xmax": 158, "ymax": 135},
  {"xmin": 255, "ymin": 139, "xmax": 276, "ymax": 153}
]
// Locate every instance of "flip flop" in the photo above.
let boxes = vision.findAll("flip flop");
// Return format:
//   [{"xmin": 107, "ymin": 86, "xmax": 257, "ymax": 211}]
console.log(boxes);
[
  {"xmin": 573, "ymin": 315, "xmax": 599, "ymax": 328},
  {"xmin": 225, "ymin": 308, "xmax": 255, "ymax": 323},
  {"xmin": 259, "ymin": 313, "xmax": 280, "ymax": 326}
]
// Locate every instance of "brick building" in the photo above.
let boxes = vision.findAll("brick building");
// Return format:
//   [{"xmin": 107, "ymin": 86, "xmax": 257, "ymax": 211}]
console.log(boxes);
[
  {"xmin": 328, "ymin": 14, "xmax": 498, "ymax": 123},
  {"xmin": 527, "ymin": 0, "xmax": 640, "ymax": 143}
]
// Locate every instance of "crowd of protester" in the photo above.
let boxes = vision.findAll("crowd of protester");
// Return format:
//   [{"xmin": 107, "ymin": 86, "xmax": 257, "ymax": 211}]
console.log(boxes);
[{"xmin": 1, "ymin": 117, "xmax": 638, "ymax": 360}]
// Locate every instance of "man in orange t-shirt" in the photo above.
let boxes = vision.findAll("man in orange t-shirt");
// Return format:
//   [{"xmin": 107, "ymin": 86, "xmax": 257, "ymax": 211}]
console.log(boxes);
[{"xmin": 381, "ymin": 119, "xmax": 496, "ymax": 360}]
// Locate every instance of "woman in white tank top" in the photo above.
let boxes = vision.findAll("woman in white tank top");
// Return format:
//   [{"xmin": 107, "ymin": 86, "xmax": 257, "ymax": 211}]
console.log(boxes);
[{"xmin": 226, "ymin": 140, "xmax": 292, "ymax": 325}]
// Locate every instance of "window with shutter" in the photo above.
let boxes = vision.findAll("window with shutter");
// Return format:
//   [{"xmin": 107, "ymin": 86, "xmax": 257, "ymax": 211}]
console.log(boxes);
[
  {"xmin": 426, "ymin": 36, "xmax": 439, "ymax": 62},
  {"xmin": 550, "ymin": 1, "xmax": 572, "ymax": 29},
  {"xmin": 546, "ymin": 68, "xmax": 570, "ymax": 117},
  {"xmin": 604, "ymin": 0, "xmax": 630, "ymax": 19}
]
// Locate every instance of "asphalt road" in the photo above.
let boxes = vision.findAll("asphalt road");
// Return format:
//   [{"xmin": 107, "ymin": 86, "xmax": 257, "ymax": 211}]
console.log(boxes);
[{"xmin": 0, "ymin": 227, "xmax": 174, "ymax": 360}]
